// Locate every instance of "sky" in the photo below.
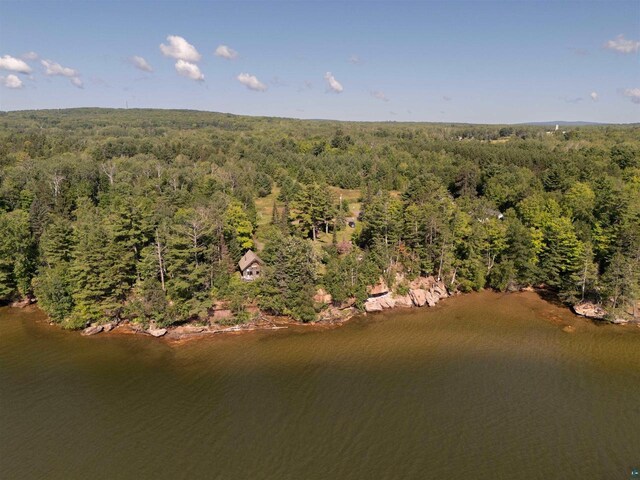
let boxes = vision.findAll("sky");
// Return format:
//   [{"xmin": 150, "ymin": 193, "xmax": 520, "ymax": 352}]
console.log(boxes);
[{"xmin": 0, "ymin": 0, "xmax": 638, "ymax": 123}]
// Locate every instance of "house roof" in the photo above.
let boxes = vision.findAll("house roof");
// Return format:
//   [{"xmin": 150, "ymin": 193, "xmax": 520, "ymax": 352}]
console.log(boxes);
[{"xmin": 238, "ymin": 250, "xmax": 262, "ymax": 271}]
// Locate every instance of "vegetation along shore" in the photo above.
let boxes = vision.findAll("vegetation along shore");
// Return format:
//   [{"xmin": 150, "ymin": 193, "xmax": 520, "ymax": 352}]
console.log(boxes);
[{"xmin": 1, "ymin": 108, "xmax": 638, "ymax": 337}]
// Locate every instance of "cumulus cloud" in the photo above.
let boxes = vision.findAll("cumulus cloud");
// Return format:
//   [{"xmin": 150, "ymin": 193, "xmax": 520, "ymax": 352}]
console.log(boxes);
[
  {"xmin": 1, "ymin": 74, "xmax": 23, "ymax": 89},
  {"xmin": 0, "ymin": 55, "xmax": 32, "ymax": 74},
  {"xmin": 324, "ymin": 72, "xmax": 343, "ymax": 93},
  {"xmin": 131, "ymin": 55, "xmax": 153, "ymax": 72},
  {"xmin": 237, "ymin": 73, "xmax": 267, "ymax": 91},
  {"xmin": 22, "ymin": 51, "xmax": 39, "ymax": 61},
  {"xmin": 604, "ymin": 34, "xmax": 640, "ymax": 54},
  {"xmin": 41, "ymin": 59, "xmax": 77, "ymax": 77},
  {"xmin": 175, "ymin": 60, "xmax": 204, "ymax": 81},
  {"xmin": 371, "ymin": 90, "xmax": 389, "ymax": 102},
  {"xmin": 590, "ymin": 91, "xmax": 598, "ymax": 101},
  {"xmin": 41, "ymin": 59, "xmax": 83, "ymax": 88},
  {"xmin": 215, "ymin": 45, "xmax": 238, "ymax": 60},
  {"xmin": 621, "ymin": 88, "xmax": 640, "ymax": 104},
  {"xmin": 160, "ymin": 35, "xmax": 201, "ymax": 62}
]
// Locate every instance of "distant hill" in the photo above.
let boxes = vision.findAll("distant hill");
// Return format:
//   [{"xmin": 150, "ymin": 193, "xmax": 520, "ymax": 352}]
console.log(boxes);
[{"xmin": 517, "ymin": 121, "xmax": 615, "ymax": 127}]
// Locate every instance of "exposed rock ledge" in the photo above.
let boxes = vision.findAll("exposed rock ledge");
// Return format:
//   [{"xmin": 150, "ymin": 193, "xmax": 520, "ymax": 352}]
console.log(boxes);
[
  {"xmin": 572, "ymin": 302, "xmax": 607, "ymax": 320},
  {"xmin": 147, "ymin": 328, "xmax": 167, "ymax": 337},
  {"xmin": 364, "ymin": 278, "xmax": 450, "ymax": 313}
]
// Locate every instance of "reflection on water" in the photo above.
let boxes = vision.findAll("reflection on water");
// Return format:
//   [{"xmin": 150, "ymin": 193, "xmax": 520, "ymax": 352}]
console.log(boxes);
[{"xmin": 1, "ymin": 291, "xmax": 639, "ymax": 479}]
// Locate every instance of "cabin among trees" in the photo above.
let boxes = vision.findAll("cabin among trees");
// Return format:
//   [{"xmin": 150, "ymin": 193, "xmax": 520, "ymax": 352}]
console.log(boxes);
[{"xmin": 239, "ymin": 250, "xmax": 262, "ymax": 281}]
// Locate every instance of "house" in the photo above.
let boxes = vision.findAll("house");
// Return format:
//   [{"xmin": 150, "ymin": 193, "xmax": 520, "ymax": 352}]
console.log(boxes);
[{"xmin": 239, "ymin": 250, "xmax": 262, "ymax": 281}]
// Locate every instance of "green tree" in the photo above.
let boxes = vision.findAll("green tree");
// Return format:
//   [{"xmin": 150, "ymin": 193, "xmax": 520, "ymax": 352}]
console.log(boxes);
[{"xmin": 259, "ymin": 233, "xmax": 317, "ymax": 322}]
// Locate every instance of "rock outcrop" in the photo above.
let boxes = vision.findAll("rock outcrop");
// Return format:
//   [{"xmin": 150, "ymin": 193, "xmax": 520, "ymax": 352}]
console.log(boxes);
[
  {"xmin": 364, "ymin": 299, "xmax": 383, "ymax": 312},
  {"xmin": 147, "ymin": 328, "xmax": 167, "ymax": 337},
  {"xmin": 364, "ymin": 294, "xmax": 397, "ymax": 312},
  {"xmin": 409, "ymin": 289, "xmax": 428, "ymax": 307},
  {"xmin": 573, "ymin": 302, "xmax": 607, "ymax": 319},
  {"xmin": 82, "ymin": 324, "xmax": 103, "ymax": 336},
  {"xmin": 362, "ymin": 277, "xmax": 451, "ymax": 313},
  {"xmin": 392, "ymin": 294, "xmax": 414, "ymax": 308}
]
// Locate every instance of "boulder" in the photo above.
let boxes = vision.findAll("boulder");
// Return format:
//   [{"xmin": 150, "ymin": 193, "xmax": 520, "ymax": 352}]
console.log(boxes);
[
  {"xmin": 432, "ymin": 282, "xmax": 448, "ymax": 298},
  {"xmin": 573, "ymin": 302, "xmax": 606, "ymax": 319},
  {"xmin": 409, "ymin": 289, "xmax": 427, "ymax": 307},
  {"xmin": 102, "ymin": 322, "xmax": 115, "ymax": 333},
  {"xmin": 425, "ymin": 290, "xmax": 439, "ymax": 307},
  {"xmin": 82, "ymin": 324, "xmax": 103, "ymax": 336},
  {"xmin": 392, "ymin": 294, "xmax": 414, "ymax": 308},
  {"xmin": 364, "ymin": 298, "xmax": 383, "ymax": 312},
  {"xmin": 147, "ymin": 328, "xmax": 167, "ymax": 337},
  {"xmin": 612, "ymin": 317, "xmax": 629, "ymax": 325},
  {"xmin": 378, "ymin": 295, "xmax": 396, "ymax": 309}
]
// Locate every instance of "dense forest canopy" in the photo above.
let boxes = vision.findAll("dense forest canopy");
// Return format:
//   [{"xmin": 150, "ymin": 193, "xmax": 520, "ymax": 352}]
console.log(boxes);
[{"xmin": 0, "ymin": 108, "xmax": 638, "ymax": 327}]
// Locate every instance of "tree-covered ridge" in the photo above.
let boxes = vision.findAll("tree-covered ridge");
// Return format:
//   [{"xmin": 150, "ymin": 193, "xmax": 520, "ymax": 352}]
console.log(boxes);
[{"xmin": 0, "ymin": 108, "xmax": 638, "ymax": 327}]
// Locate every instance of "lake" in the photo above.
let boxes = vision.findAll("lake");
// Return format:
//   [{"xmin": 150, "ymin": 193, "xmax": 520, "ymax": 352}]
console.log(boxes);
[{"xmin": 1, "ymin": 291, "xmax": 639, "ymax": 479}]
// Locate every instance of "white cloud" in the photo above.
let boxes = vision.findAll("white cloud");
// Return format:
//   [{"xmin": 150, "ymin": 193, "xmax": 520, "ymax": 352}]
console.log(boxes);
[
  {"xmin": 0, "ymin": 55, "xmax": 32, "ymax": 74},
  {"xmin": 41, "ymin": 59, "xmax": 77, "ymax": 77},
  {"xmin": 1, "ymin": 74, "xmax": 23, "ymax": 89},
  {"xmin": 371, "ymin": 90, "xmax": 389, "ymax": 102},
  {"xmin": 348, "ymin": 54, "xmax": 361, "ymax": 65},
  {"xmin": 604, "ymin": 34, "xmax": 640, "ymax": 54},
  {"xmin": 215, "ymin": 45, "xmax": 238, "ymax": 60},
  {"xmin": 590, "ymin": 91, "xmax": 598, "ymax": 101},
  {"xmin": 324, "ymin": 72, "xmax": 343, "ymax": 93},
  {"xmin": 621, "ymin": 88, "xmax": 640, "ymax": 104},
  {"xmin": 22, "ymin": 51, "xmax": 39, "ymax": 61},
  {"xmin": 175, "ymin": 60, "xmax": 204, "ymax": 81},
  {"xmin": 237, "ymin": 72, "xmax": 267, "ymax": 91},
  {"xmin": 131, "ymin": 55, "xmax": 153, "ymax": 72},
  {"xmin": 160, "ymin": 35, "xmax": 201, "ymax": 62},
  {"xmin": 41, "ymin": 59, "xmax": 83, "ymax": 88}
]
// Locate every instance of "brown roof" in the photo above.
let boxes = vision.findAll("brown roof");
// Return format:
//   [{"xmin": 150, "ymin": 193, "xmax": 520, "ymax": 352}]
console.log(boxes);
[{"xmin": 238, "ymin": 250, "xmax": 262, "ymax": 271}]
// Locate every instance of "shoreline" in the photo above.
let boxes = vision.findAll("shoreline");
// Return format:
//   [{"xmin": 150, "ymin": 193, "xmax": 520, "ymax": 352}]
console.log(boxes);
[{"xmin": 8, "ymin": 282, "xmax": 637, "ymax": 343}]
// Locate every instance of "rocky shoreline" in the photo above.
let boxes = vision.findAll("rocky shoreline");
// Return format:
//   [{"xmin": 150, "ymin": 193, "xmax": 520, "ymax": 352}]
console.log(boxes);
[{"xmin": 8, "ymin": 275, "xmax": 637, "ymax": 341}]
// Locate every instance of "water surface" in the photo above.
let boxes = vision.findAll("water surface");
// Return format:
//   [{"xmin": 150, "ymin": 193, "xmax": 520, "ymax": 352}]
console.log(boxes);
[{"xmin": 1, "ymin": 291, "xmax": 639, "ymax": 479}]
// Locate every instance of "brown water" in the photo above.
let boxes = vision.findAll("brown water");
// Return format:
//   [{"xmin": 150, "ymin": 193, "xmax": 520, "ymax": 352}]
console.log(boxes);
[{"xmin": 1, "ymin": 291, "xmax": 639, "ymax": 479}]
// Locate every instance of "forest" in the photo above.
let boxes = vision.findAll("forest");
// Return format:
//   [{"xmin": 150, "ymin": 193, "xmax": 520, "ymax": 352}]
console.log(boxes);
[{"xmin": 0, "ymin": 108, "xmax": 638, "ymax": 328}]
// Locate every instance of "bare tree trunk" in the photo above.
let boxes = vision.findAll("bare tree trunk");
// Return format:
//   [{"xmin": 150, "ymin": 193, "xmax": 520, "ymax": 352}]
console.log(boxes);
[
  {"xmin": 155, "ymin": 230, "xmax": 166, "ymax": 292},
  {"xmin": 437, "ymin": 242, "xmax": 446, "ymax": 281}
]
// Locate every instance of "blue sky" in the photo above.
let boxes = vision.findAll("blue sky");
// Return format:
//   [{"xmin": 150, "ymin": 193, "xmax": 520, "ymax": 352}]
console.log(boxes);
[{"xmin": 0, "ymin": 0, "xmax": 638, "ymax": 123}]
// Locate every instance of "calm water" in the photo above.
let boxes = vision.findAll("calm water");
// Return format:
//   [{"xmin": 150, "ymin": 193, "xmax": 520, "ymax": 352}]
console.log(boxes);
[{"xmin": 1, "ymin": 291, "xmax": 639, "ymax": 479}]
